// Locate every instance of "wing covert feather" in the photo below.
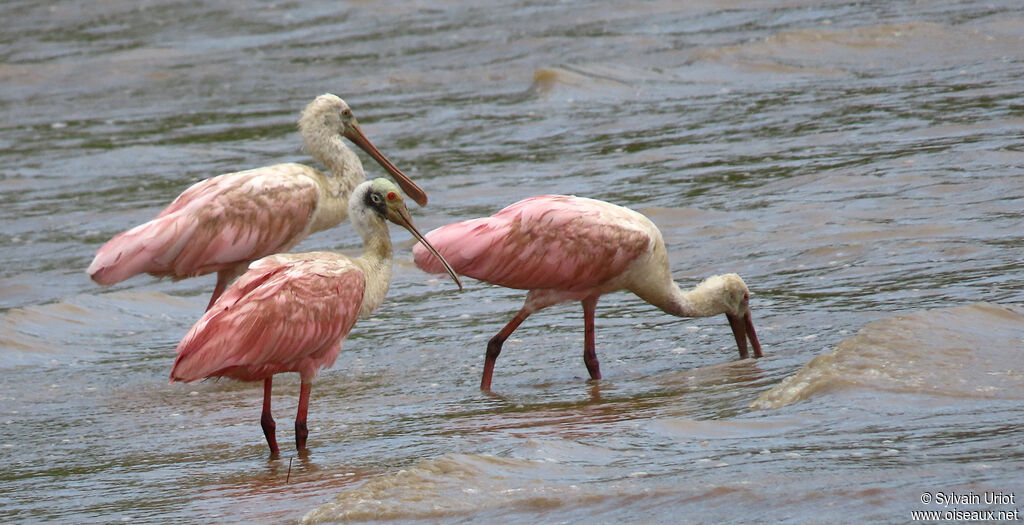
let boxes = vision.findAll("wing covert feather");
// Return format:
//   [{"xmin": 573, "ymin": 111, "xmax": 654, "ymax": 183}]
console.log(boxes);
[
  {"xmin": 415, "ymin": 195, "xmax": 653, "ymax": 291},
  {"xmin": 171, "ymin": 253, "xmax": 366, "ymax": 383},
  {"xmin": 88, "ymin": 165, "xmax": 320, "ymax": 283}
]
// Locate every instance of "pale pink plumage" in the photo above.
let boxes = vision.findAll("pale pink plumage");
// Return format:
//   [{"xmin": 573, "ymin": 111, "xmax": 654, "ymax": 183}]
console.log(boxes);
[
  {"xmin": 169, "ymin": 250, "xmax": 365, "ymax": 456},
  {"xmin": 167, "ymin": 178, "xmax": 460, "ymax": 456},
  {"xmin": 88, "ymin": 167, "xmax": 318, "ymax": 286},
  {"xmin": 414, "ymin": 194, "xmax": 762, "ymax": 390},
  {"xmin": 87, "ymin": 94, "xmax": 426, "ymax": 311},
  {"xmin": 415, "ymin": 195, "xmax": 651, "ymax": 293},
  {"xmin": 170, "ymin": 253, "xmax": 364, "ymax": 385}
]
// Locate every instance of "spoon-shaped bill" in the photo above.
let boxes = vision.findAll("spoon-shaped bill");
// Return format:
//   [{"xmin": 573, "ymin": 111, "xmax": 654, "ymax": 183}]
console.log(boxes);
[
  {"xmin": 345, "ymin": 124, "xmax": 428, "ymax": 207},
  {"xmin": 726, "ymin": 312, "xmax": 762, "ymax": 359}
]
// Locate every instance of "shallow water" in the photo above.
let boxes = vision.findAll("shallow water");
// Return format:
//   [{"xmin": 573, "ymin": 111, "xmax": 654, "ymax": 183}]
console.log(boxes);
[{"xmin": 2, "ymin": 0, "xmax": 1023, "ymax": 523}]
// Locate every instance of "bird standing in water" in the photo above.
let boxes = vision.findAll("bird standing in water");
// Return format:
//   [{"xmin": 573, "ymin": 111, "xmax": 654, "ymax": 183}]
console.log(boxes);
[
  {"xmin": 170, "ymin": 179, "xmax": 461, "ymax": 456},
  {"xmin": 413, "ymin": 194, "xmax": 762, "ymax": 391},
  {"xmin": 88, "ymin": 94, "xmax": 427, "ymax": 310}
]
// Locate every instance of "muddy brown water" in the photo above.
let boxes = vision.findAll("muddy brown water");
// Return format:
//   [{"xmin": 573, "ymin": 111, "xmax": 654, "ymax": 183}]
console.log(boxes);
[{"xmin": 1, "ymin": 1, "xmax": 1023, "ymax": 523}]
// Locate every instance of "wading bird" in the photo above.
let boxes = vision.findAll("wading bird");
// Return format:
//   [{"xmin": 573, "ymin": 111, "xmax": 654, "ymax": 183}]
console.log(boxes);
[
  {"xmin": 88, "ymin": 94, "xmax": 427, "ymax": 310},
  {"xmin": 413, "ymin": 194, "xmax": 762, "ymax": 390},
  {"xmin": 170, "ymin": 179, "xmax": 461, "ymax": 456}
]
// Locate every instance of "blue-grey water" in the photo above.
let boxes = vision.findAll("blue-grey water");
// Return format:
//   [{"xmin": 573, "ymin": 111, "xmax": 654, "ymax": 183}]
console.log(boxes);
[{"xmin": 1, "ymin": 1, "xmax": 1023, "ymax": 523}]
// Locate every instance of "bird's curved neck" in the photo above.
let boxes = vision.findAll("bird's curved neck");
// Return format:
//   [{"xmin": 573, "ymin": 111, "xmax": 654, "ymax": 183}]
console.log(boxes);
[
  {"xmin": 648, "ymin": 279, "xmax": 728, "ymax": 319},
  {"xmin": 302, "ymin": 131, "xmax": 366, "ymax": 235},
  {"xmin": 304, "ymin": 129, "xmax": 365, "ymax": 195},
  {"xmin": 325, "ymin": 137, "xmax": 364, "ymax": 178},
  {"xmin": 358, "ymin": 225, "xmax": 393, "ymax": 265},
  {"xmin": 353, "ymin": 218, "xmax": 393, "ymax": 317}
]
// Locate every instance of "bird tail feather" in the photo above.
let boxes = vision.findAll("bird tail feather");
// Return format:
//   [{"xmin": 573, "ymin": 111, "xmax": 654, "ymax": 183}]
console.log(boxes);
[{"xmin": 87, "ymin": 216, "xmax": 196, "ymax": 285}]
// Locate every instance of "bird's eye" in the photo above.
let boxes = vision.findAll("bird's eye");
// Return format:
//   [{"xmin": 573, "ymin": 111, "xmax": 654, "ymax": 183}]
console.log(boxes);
[
  {"xmin": 371, "ymin": 193, "xmax": 383, "ymax": 204},
  {"xmin": 342, "ymin": 109, "xmax": 353, "ymax": 118}
]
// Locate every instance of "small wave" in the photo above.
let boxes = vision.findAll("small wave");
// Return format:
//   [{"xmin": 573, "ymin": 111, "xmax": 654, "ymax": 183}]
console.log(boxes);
[
  {"xmin": 527, "ymin": 65, "xmax": 639, "ymax": 98},
  {"xmin": 752, "ymin": 303, "xmax": 1024, "ymax": 409},
  {"xmin": 649, "ymin": 417, "xmax": 805, "ymax": 440},
  {"xmin": 302, "ymin": 453, "xmax": 580, "ymax": 522},
  {"xmin": 689, "ymin": 20, "xmax": 1024, "ymax": 75},
  {"xmin": 0, "ymin": 301, "xmax": 105, "ymax": 365},
  {"xmin": 302, "ymin": 448, "xmax": 761, "ymax": 523},
  {"xmin": 0, "ymin": 291, "xmax": 201, "ymax": 367}
]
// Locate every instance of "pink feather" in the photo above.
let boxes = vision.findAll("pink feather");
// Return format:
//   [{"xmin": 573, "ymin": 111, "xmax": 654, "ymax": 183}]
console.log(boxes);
[
  {"xmin": 170, "ymin": 253, "xmax": 365, "ymax": 384},
  {"xmin": 413, "ymin": 195, "xmax": 652, "ymax": 292},
  {"xmin": 87, "ymin": 167, "xmax": 318, "ymax": 285}
]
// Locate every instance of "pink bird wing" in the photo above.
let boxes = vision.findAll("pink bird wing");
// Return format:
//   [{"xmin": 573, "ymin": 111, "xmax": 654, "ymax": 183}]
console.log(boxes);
[
  {"xmin": 87, "ymin": 165, "xmax": 320, "ymax": 284},
  {"xmin": 170, "ymin": 252, "xmax": 366, "ymax": 383},
  {"xmin": 414, "ymin": 195, "xmax": 653, "ymax": 291}
]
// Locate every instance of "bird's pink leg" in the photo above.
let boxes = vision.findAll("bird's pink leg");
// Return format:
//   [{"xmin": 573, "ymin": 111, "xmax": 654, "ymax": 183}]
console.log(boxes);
[
  {"xmin": 206, "ymin": 270, "xmax": 232, "ymax": 311},
  {"xmin": 581, "ymin": 296, "xmax": 601, "ymax": 380},
  {"xmin": 481, "ymin": 308, "xmax": 532, "ymax": 391},
  {"xmin": 261, "ymin": 378, "xmax": 280, "ymax": 457},
  {"xmin": 295, "ymin": 382, "xmax": 312, "ymax": 452}
]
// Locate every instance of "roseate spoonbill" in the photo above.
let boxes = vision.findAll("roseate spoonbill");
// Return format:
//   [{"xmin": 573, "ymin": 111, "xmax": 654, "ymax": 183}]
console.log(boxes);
[
  {"xmin": 88, "ymin": 93, "xmax": 427, "ymax": 310},
  {"xmin": 170, "ymin": 179, "xmax": 461, "ymax": 456},
  {"xmin": 413, "ymin": 194, "xmax": 762, "ymax": 390}
]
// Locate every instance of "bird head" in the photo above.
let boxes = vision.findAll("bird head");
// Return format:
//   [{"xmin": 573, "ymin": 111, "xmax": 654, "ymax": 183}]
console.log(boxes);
[
  {"xmin": 354, "ymin": 179, "xmax": 462, "ymax": 290},
  {"xmin": 694, "ymin": 273, "xmax": 763, "ymax": 360},
  {"xmin": 302, "ymin": 94, "xmax": 428, "ymax": 207}
]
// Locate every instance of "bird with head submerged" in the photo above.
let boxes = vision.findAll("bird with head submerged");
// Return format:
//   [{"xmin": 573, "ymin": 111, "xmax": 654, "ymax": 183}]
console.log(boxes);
[
  {"xmin": 87, "ymin": 94, "xmax": 428, "ymax": 310},
  {"xmin": 413, "ymin": 194, "xmax": 762, "ymax": 391},
  {"xmin": 170, "ymin": 178, "xmax": 460, "ymax": 456}
]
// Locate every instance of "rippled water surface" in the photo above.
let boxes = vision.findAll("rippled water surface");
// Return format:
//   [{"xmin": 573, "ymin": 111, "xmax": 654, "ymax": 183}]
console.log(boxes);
[{"xmin": 2, "ymin": 1, "xmax": 1023, "ymax": 523}]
